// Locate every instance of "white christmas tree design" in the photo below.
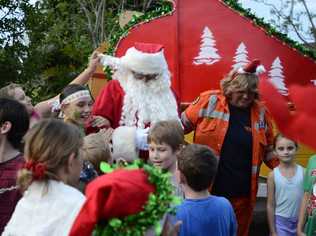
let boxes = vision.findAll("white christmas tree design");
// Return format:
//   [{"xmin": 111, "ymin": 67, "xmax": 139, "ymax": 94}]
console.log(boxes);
[
  {"xmin": 268, "ymin": 57, "xmax": 289, "ymax": 96},
  {"xmin": 311, "ymin": 80, "xmax": 316, "ymax": 86},
  {"xmin": 232, "ymin": 42, "xmax": 249, "ymax": 70},
  {"xmin": 193, "ymin": 26, "xmax": 221, "ymax": 65}
]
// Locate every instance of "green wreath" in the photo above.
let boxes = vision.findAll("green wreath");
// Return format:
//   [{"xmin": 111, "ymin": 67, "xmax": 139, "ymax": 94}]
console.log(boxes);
[{"xmin": 93, "ymin": 160, "xmax": 180, "ymax": 236}]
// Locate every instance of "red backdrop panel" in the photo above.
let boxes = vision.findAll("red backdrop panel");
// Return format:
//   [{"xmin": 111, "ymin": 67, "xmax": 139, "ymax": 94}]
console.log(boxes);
[{"xmin": 115, "ymin": 0, "xmax": 316, "ymax": 103}]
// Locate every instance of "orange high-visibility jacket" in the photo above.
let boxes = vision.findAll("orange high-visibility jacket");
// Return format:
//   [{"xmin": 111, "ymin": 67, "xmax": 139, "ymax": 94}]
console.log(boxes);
[{"xmin": 181, "ymin": 90, "xmax": 279, "ymax": 202}]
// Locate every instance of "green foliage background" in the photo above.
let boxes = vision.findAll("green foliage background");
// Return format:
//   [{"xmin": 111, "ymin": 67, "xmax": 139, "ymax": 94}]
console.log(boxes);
[{"xmin": 0, "ymin": 0, "xmax": 166, "ymax": 103}]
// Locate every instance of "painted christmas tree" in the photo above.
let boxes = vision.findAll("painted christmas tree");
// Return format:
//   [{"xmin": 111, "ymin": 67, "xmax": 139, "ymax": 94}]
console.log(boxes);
[
  {"xmin": 193, "ymin": 26, "xmax": 221, "ymax": 65},
  {"xmin": 232, "ymin": 42, "xmax": 249, "ymax": 70},
  {"xmin": 268, "ymin": 57, "xmax": 289, "ymax": 96}
]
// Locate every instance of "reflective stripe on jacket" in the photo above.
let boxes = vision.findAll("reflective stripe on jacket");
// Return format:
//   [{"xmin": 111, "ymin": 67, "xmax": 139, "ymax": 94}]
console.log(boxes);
[{"xmin": 181, "ymin": 90, "xmax": 278, "ymax": 202}]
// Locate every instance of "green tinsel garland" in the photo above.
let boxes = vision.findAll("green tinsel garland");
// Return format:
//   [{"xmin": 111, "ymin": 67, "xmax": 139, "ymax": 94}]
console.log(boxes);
[
  {"xmin": 222, "ymin": 0, "xmax": 316, "ymax": 60},
  {"xmin": 107, "ymin": 1, "xmax": 173, "ymax": 55},
  {"xmin": 93, "ymin": 160, "xmax": 180, "ymax": 236},
  {"xmin": 104, "ymin": 1, "xmax": 173, "ymax": 79}
]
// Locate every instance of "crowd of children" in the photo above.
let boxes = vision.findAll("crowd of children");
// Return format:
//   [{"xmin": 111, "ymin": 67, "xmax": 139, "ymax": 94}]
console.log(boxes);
[{"xmin": 1, "ymin": 45, "xmax": 316, "ymax": 236}]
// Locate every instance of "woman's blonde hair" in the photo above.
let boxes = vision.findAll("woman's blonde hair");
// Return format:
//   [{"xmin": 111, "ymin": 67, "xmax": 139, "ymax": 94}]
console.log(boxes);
[
  {"xmin": 220, "ymin": 70, "xmax": 259, "ymax": 99},
  {"xmin": 17, "ymin": 119, "xmax": 83, "ymax": 190},
  {"xmin": 83, "ymin": 133, "xmax": 112, "ymax": 174}
]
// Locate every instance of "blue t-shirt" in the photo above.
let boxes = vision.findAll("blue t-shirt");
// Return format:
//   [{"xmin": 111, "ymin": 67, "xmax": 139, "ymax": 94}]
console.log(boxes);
[{"xmin": 176, "ymin": 195, "xmax": 237, "ymax": 236}]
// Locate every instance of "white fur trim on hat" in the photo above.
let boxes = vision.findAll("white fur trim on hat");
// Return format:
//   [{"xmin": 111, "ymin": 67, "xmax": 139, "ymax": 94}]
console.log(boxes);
[
  {"xmin": 100, "ymin": 54, "xmax": 121, "ymax": 70},
  {"xmin": 120, "ymin": 47, "xmax": 168, "ymax": 74},
  {"xmin": 112, "ymin": 126, "xmax": 139, "ymax": 163}
]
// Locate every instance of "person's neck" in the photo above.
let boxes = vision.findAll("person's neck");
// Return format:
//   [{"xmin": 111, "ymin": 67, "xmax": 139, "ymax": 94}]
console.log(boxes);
[
  {"xmin": 183, "ymin": 185, "xmax": 210, "ymax": 200},
  {"xmin": 279, "ymin": 161, "xmax": 296, "ymax": 169},
  {"xmin": 0, "ymin": 139, "xmax": 20, "ymax": 163},
  {"xmin": 167, "ymin": 161, "xmax": 177, "ymax": 175}
]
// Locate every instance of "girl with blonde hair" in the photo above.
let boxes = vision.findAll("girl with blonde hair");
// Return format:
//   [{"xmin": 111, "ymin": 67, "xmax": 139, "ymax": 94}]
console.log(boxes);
[{"xmin": 3, "ymin": 119, "xmax": 85, "ymax": 236}]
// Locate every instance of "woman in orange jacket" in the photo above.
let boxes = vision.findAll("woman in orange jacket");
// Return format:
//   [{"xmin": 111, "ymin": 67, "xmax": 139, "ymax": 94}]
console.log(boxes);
[{"xmin": 181, "ymin": 60, "xmax": 279, "ymax": 236}]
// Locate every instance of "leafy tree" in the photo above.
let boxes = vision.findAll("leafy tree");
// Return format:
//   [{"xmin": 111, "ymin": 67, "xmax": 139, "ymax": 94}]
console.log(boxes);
[
  {"xmin": 1, "ymin": 0, "xmax": 167, "ymax": 102},
  {"xmin": 243, "ymin": 0, "xmax": 316, "ymax": 50}
]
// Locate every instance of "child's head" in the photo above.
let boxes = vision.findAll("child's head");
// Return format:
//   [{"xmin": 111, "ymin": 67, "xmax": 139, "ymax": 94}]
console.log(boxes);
[
  {"xmin": 18, "ymin": 119, "xmax": 84, "ymax": 190},
  {"xmin": 83, "ymin": 132, "xmax": 112, "ymax": 174},
  {"xmin": 60, "ymin": 84, "xmax": 93, "ymax": 126},
  {"xmin": 273, "ymin": 133, "xmax": 298, "ymax": 164},
  {"xmin": 177, "ymin": 144, "xmax": 218, "ymax": 192},
  {"xmin": 0, "ymin": 98, "xmax": 30, "ymax": 150},
  {"xmin": 111, "ymin": 126, "xmax": 139, "ymax": 166},
  {"xmin": 0, "ymin": 83, "xmax": 34, "ymax": 115},
  {"xmin": 148, "ymin": 120, "xmax": 184, "ymax": 171}
]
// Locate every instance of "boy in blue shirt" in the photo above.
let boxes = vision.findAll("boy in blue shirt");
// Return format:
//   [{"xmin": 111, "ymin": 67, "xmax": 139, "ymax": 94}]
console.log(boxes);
[{"xmin": 176, "ymin": 144, "xmax": 237, "ymax": 236}]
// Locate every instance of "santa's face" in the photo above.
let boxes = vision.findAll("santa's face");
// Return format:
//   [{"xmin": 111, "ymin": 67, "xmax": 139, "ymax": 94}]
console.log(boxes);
[
  {"xmin": 118, "ymin": 70, "xmax": 179, "ymax": 128},
  {"xmin": 131, "ymin": 71, "xmax": 159, "ymax": 83}
]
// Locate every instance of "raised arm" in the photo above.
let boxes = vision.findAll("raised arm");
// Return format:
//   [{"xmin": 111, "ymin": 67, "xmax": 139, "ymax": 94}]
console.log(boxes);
[{"xmin": 34, "ymin": 51, "xmax": 101, "ymax": 116}]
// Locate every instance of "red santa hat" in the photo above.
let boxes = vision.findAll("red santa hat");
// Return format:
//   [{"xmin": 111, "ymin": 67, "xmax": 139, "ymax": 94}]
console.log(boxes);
[
  {"xmin": 233, "ymin": 59, "xmax": 266, "ymax": 79},
  {"xmin": 69, "ymin": 163, "xmax": 176, "ymax": 236},
  {"xmin": 100, "ymin": 42, "xmax": 168, "ymax": 75},
  {"xmin": 69, "ymin": 169, "xmax": 155, "ymax": 236}
]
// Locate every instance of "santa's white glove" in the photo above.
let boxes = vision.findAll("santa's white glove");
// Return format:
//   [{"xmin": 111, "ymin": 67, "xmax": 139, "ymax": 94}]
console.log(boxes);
[
  {"xmin": 135, "ymin": 127, "xmax": 150, "ymax": 151},
  {"xmin": 100, "ymin": 54, "xmax": 121, "ymax": 69}
]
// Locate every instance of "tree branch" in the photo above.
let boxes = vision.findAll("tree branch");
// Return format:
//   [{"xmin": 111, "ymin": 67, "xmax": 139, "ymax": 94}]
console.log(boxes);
[{"xmin": 300, "ymin": 0, "xmax": 316, "ymax": 41}]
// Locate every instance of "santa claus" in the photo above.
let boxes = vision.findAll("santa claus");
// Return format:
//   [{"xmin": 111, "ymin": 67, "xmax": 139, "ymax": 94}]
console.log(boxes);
[{"xmin": 92, "ymin": 42, "xmax": 180, "ymax": 130}]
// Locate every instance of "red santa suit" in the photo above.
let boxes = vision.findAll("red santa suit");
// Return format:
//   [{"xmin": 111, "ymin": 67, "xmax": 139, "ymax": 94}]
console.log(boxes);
[
  {"xmin": 92, "ymin": 80, "xmax": 124, "ymax": 129},
  {"xmin": 92, "ymin": 43, "xmax": 180, "ymax": 129}
]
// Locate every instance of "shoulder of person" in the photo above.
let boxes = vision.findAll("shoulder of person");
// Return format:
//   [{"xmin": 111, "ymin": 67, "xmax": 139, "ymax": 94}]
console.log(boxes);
[
  {"xmin": 51, "ymin": 181, "xmax": 85, "ymax": 204},
  {"xmin": 190, "ymin": 90, "xmax": 221, "ymax": 105},
  {"xmin": 268, "ymin": 170, "xmax": 275, "ymax": 179},
  {"xmin": 200, "ymin": 89, "xmax": 221, "ymax": 98}
]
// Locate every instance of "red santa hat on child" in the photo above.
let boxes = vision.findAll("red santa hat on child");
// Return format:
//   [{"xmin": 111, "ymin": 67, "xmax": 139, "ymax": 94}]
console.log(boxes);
[
  {"xmin": 69, "ymin": 169, "xmax": 155, "ymax": 236},
  {"xmin": 69, "ymin": 164, "xmax": 175, "ymax": 236},
  {"xmin": 101, "ymin": 42, "xmax": 169, "ymax": 75}
]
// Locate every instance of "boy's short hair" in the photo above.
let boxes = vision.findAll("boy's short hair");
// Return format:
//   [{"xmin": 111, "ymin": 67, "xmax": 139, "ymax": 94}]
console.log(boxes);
[
  {"xmin": 177, "ymin": 144, "xmax": 218, "ymax": 191},
  {"xmin": 83, "ymin": 132, "xmax": 112, "ymax": 174},
  {"xmin": 148, "ymin": 120, "xmax": 184, "ymax": 152},
  {"xmin": 0, "ymin": 98, "xmax": 30, "ymax": 150}
]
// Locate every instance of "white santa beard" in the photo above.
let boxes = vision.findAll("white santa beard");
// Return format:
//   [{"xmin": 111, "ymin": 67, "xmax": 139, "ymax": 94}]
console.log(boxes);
[{"xmin": 118, "ymin": 71, "xmax": 179, "ymax": 128}]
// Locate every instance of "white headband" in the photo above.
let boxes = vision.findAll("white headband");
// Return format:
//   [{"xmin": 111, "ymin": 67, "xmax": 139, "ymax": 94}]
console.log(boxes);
[{"xmin": 61, "ymin": 90, "xmax": 91, "ymax": 106}]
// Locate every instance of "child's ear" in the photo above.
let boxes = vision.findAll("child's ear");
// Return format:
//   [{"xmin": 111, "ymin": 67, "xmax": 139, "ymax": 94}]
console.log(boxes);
[
  {"xmin": 179, "ymin": 172, "xmax": 187, "ymax": 185},
  {"xmin": 67, "ymin": 152, "xmax": 77, "ymax": 171},
  {"xmin": 0, "ymin": 121, "xmax": 12, "ymax": 134}
]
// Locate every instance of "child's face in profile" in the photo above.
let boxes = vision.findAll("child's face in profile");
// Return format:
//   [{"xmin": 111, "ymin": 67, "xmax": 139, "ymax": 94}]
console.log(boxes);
[
  {"xmin": 12, "ymin": 87, "xmax": 34, "ymax": 115},
  {"xmin": 274, "ymin": 137, "xmax": 297, "ymax": 164},
  {"xmin": 148, "ymin": 142, "xmax": 177, "ymax": 172},
  {"xmin": 67, "ymin": 148, "xmax": 84, "ymax": 188}
]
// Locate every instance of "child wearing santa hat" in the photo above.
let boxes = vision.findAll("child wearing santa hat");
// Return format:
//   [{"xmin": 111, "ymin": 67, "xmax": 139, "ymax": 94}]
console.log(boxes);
[{"xmin": 69, "ymin": 161, "xmax": 179, "ymax": 236}]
